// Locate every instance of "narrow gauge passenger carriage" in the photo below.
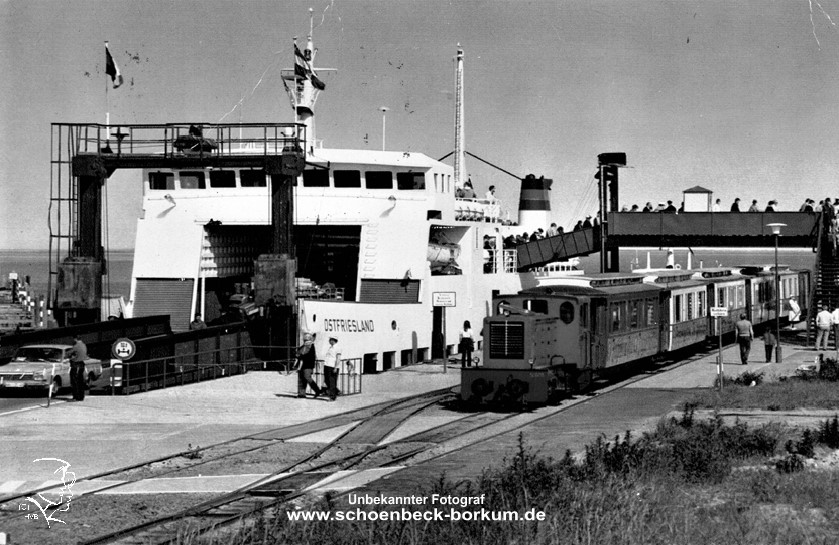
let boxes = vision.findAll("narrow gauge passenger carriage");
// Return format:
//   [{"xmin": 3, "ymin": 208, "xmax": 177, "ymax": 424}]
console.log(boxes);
[{"xmin": 462, "ymin": 266, "xmax": 809, "ymax": 406}]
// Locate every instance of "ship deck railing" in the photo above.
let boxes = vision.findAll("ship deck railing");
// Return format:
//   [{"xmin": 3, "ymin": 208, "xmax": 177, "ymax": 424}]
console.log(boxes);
[
  {"xmin": 53, "ymin": 122, "xmax": 306, "ymax": 160},
  {"xmin": 483, "ymin": 249, "xmax": 519, "ymax": 273},
  {"xmin": 455, "ymin": 197, "xmax": 503, "ymax": 222},
  {"xmin": 296, "ymin": 286, "xmax": 345, "ymax": 300}
]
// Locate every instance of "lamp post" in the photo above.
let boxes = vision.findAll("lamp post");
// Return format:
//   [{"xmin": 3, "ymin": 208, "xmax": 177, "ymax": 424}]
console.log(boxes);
[{"xmin": 767, "ymin": 223, "xmax": 787, "ymax": 363}]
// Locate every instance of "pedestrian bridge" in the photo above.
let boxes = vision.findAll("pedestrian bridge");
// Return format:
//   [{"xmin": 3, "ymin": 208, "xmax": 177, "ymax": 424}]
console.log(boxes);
[{"xmin": 517, "ymin": 212, "xmax": 819, "ymax": 270}]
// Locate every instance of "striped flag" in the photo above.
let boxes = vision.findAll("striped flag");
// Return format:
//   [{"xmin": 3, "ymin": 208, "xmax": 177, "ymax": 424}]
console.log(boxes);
[
  {"xmin": 294, "ymin": 44, "xmax": 325, "ymax": 91},
  {"xmin": 105, "ymin": 43, "xmax": 124, "ymax": 89}
]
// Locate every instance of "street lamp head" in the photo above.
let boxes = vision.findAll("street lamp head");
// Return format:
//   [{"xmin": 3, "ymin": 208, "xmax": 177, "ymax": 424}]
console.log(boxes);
[{"xmin": 766, "ymin": 222, "xmax": 787, "ymax": 235}]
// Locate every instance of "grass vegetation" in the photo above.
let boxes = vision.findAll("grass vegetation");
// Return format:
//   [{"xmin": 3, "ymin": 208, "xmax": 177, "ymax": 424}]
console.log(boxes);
[
  {"xmin": 697, "ymin": 356, "xmax": 839, "ymax": 411},
  {"xmin": 183, "ymin": 358, "xmax": 839, "ymax": 545}
]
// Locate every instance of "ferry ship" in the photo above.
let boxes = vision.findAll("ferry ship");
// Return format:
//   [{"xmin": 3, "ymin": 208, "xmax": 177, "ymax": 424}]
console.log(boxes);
[{"xmin": 122, "ymin": 18, "xmax": 570, "ymax": 371}]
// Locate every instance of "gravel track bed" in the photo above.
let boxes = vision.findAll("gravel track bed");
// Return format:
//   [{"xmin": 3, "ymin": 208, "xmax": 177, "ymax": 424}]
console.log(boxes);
[{"xmin": 0, "ymin": 493, "xmax": 216, "ymax": 545}]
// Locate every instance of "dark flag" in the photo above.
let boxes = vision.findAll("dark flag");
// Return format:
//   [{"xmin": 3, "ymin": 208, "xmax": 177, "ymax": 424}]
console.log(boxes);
[{"xmin": 105, "ymin": 43, "xmax": 124, "ymax": 89}]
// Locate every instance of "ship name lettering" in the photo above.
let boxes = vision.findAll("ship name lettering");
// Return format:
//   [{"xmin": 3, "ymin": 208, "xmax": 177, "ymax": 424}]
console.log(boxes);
[{"xmin": 323, "ymin": 319, "xmax": 375, "ymax": 333}]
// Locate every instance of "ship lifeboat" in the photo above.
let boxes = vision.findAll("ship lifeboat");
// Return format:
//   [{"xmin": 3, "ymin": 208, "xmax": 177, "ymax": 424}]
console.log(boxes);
[{"xmin": 427, "ymin": 242, "xmax": 461, "ymax": 267}]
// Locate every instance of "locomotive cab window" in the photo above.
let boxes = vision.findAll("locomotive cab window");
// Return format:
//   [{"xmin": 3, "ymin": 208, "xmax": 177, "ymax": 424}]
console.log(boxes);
[
  {"xmin": 559, "ymin": 301, "xmax": 575, "ymax": 324},
  {"xmin": 524, "ymin": 299, "xmax": 549, "ymax": 314}
]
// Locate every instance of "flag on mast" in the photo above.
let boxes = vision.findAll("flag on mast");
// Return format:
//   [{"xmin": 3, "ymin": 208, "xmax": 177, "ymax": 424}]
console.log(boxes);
[
  {"xmin": 105, "ymin": 42, "xmax": 124, "ymax": 89},
  {"xmin": 294, "ymin": 44, "xmax": 325, "ymax": 91}
]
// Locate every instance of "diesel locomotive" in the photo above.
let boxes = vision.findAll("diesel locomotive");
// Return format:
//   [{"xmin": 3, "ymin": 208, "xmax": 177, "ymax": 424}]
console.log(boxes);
[{"xmin": 461, "ymin": 266, "xmax": 809, "ymax": 405}]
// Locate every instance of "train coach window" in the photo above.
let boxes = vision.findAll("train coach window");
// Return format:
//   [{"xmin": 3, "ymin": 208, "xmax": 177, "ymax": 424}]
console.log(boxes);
[
  {"xmin": 717, "ymin": 287, "xmax": 726, "ymax": 308},
  {"xmin": 611, "ymin": 303, "xmax": 622, "ymax": 332},
  {"xmin": 698, "ymin": 292, "xmax": 705, "ymax": 317},
  {"xmin": 674, "ymin": 295, "xmax": 682, "ymax": 323},
  {"xmin": 580, "ymin": 303, "xmax": 589, "ymax": 328},
  {"xmin": 630, "ymin": 300, "xmax": 639, "ymax": 329},
  {"xmin": 559, "ymin": 302, "xmax": 575, "ymax": 324},
  {"xmin": 646, "ymin": 298, "xmax": 656, "ymax": 325},
  {"xmin": 524, "ymin": 299, "xmax": 549, "ymax": 314},
  {"xmin": 687, "ymin": 293, "xmax": 694, "ymax": 320}
]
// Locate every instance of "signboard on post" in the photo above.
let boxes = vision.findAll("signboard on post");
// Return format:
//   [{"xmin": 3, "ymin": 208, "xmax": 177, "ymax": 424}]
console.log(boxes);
[
  {"xmin": 432, "ymin": 292, "xmax": 456, "ymax": 307},
  {"xmin": 111, "ymin": 337, "xmax": 136, "ymax": 361},
  {"xmin": 709, "ymin": 308, "xmax": 727, "ymax": 391}
]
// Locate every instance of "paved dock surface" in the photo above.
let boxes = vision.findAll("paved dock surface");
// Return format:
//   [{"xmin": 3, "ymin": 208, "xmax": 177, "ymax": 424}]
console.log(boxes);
[{"xmin": 0, "ymin": 342, "xmax": 832, "ymax": 499}]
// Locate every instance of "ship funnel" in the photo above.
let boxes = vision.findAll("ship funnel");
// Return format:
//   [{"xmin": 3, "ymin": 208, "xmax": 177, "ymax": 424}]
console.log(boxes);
[{"xmin": 517, "ymin": 174, "xmax": 552, "ymax": 233}]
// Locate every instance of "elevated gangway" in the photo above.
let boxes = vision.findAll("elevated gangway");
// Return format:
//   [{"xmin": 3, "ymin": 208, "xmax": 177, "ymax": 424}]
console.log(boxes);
[
  {"xmin": 606, "ymin": 211, "xmax": 818, "ymax": 248},
  {"xmin": 516, "ymin": 226, "xmax": 600, "ymax": 270}
]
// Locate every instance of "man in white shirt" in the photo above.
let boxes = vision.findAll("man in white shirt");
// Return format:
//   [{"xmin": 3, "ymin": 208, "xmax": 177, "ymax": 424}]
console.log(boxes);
[
  {"xmin": 322, "ymin": 336, "xmax": 341, "ymax": 401},
  {"xmin": 816, "ymin": 307, "xmax": 833, "ymax": 350},
  {"xmin": 712, "ymin": 199, "xmax": 721, "ymax": 212},
  {"xmin": 832, "ymin": 305, "xmax": 839, "ymax": 351}
]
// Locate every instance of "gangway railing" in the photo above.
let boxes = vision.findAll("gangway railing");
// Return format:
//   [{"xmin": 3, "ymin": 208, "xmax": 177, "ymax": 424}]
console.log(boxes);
[
  {"xmin": 53, "ymin": 122, "xmax": 306, "ymax": 160},
  {"xmin": 516, "ymin": 227, "xmax": 600, "ymax": 270}
]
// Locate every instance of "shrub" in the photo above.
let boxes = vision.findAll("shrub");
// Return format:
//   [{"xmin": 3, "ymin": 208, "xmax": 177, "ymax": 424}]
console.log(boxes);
[
  {"xmin": 775, "ymin": 453, "xmax": 804, "ymax": 473},
  {"xmin": 817, "ymin": 415, "xmax": 839, "ymax": 448},
  {"xmin": 818, "ymin": 357, "xmax": 839, "ymax": 381}
]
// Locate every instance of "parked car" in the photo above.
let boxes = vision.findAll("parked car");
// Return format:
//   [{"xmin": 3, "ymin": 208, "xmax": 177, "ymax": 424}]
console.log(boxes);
[{"xmin": 0, "ymin": 344, "xmax": 103, "ymax": 393}]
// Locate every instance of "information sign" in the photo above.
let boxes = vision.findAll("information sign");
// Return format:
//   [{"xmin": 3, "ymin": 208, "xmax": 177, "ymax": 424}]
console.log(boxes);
[
  {"xmin": 432, "ymin": 292, "xmax": 457, "ymax": 307},
  {"xmin": 710, "ymin": 307, "xmax": 728, "ymax": 317}
]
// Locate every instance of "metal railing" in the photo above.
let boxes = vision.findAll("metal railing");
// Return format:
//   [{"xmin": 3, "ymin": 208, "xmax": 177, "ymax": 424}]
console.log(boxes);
[
  {"xmin": 110, "ymin": 345, "xmax": 260, "ymax": 394},
  {"xmin": 52, "ymin": 122, "xmax": 306, "ymax": 160},
  {"xmin": 483, "ymin": 249, "xmax": 519, "ymax": 273}
]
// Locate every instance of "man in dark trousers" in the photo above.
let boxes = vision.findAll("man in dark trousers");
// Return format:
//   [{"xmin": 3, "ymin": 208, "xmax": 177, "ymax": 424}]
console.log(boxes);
[
  {"xmin": 734, "ymin": 313, "xmax": 754, "ymax": 365},
  {"xmin": 69, "ymin": 335, "xmax": 88, "ymax": 401},
  {"xmin": 294, "ymin": 333, "xmax": 322, "ymax": 398}
]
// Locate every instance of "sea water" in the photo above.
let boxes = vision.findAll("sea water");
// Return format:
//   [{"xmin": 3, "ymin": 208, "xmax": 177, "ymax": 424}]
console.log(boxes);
[
  {"xmin": 0, "ymin": 249, "xmax": 134, "ymax": 299},
  {"xmin": 0, "ymin": 247, "xmax": 818, "ymax": 302}
]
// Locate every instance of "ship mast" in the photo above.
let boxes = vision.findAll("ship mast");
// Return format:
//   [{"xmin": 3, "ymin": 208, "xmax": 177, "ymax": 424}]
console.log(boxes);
[
  {"xmin": 454, "ymin": 45, "xmax": 465, "ymax": 188},
  {"xmin": 283, "ymin": 8, "xmax": 325, "ymax": 147}
]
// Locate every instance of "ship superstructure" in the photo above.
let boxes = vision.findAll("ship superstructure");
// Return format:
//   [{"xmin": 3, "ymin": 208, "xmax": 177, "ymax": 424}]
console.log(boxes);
[{"xmin": 124, "ymin": 21, "xmax": 538, "ymax": 370}]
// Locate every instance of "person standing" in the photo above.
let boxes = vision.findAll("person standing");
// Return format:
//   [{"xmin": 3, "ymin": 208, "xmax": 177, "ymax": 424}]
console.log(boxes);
[
  {"xmin": 69, "ymin": 335, "xmax": 88, "ymax": 401},
  {"xmin": 816, "ymin": 307, "xmax": 833, "ymax": 350},
  {"xmin": 748, "ymin": 199, "xmax": 760, "ymax": 212},
  {"xmin": 787, "ymin": 296, "xmax": 801, "ymax": 328},
  {"xmin": 762, "ymin": 329, "xmax": 777, "ymax": 363},
  {"xmin": 712, "ymin": 199, "xmax": 721, "ymax": 212},
  {"xmin": 485, "ymin": 185, "xmax": 496, "ymax": 202},
  {"xmin": 322, "ymin": 336, "xmax": 341, "ymax": 401},
  {"xmin": 294, "ymin": 333, "xmax": 321, "ymax": 398},
  {"xmin": 730, "ymin": 198, "xmax": 741, "ymax": 212},
  {"xmin": 734, "ymin": 313, "xmax": 754, "ymax": 365},
  {"xmin": 459, "ymin": 320, "xmax": 474, "ymax": 368},
  {"xmin": 189, "ymin": 313, "xmax": 207, "ymax": 330},
  {"xmin": 832, "ymin": 304, "xmax": 839, "ymax": 350}
]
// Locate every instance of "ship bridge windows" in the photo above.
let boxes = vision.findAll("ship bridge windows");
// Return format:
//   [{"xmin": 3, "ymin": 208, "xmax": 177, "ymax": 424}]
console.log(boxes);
[
  {"xmin": 397, "ymin": 172, "xmax": 425, "ymax": 190},
  {"xmin": 365, "ymin": 171, "xmax": 393, "ymax": 189},
  {"xmin": 149, "ymin": 172, "xmax": 174, "ymax": 190},
  {"xmin": 210, "ymin": 170, "xmax": 236, "ymax": 188},
  {"xmin": 334, "ymin": 169, "xmax": 361, "ymax": 188},
  {"xmin": 240, "ymin": 170, "xmax": 267, "ymax": 187},
  {"xmin": 180, "ymin": 171, "xmax": 206, "ymax": 189},
  {"xmin": 303, "ymin": 169, "xmax": 330, "ymax": 187}
]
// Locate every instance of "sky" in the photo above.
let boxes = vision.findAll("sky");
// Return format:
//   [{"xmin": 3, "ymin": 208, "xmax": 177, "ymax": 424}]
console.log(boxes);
[{"xmin": 3, "ymin": 0, "xmax": 839, "ymax": 250}]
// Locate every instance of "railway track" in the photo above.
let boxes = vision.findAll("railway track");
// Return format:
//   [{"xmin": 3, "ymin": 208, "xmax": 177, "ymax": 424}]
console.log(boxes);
[{"xmin": 1, "ymin": 345, "xmax": 716, "ymax": 544}]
